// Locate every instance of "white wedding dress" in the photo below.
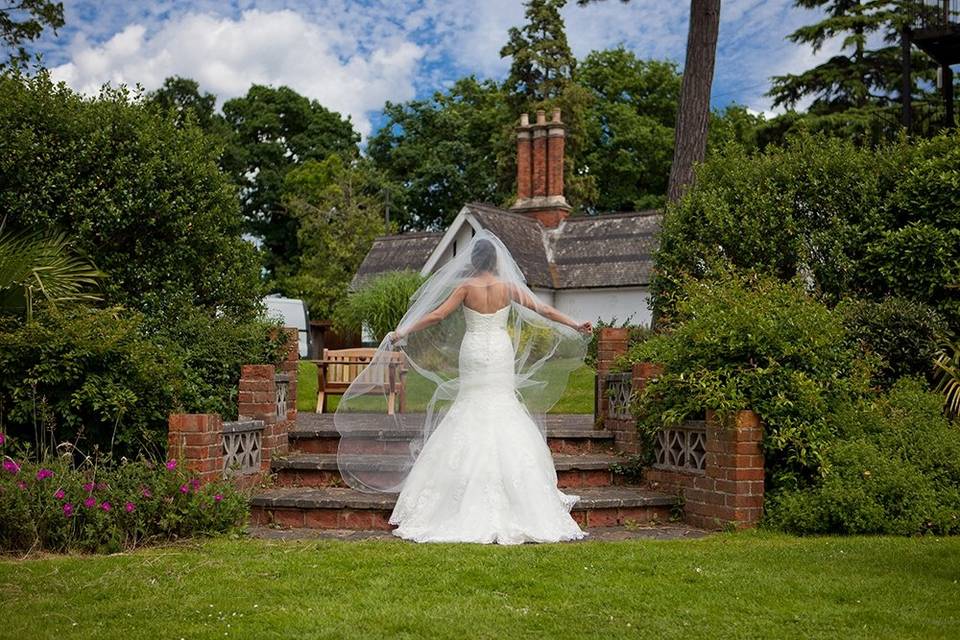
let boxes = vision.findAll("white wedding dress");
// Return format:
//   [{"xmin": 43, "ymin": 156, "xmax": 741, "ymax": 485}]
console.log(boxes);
[{"xmin": 389, "ymin": 305, "xmax": 587, "ymax": 544}]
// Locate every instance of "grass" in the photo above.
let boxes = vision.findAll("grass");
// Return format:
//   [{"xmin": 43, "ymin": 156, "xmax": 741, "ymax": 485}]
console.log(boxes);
[
  {"xmin": 298, "ymin": 361, "xmax": 596, "ymax": 414},
  {"xmin": 1, "ymin": 532, "xmax": 958, "ymax": 639}
]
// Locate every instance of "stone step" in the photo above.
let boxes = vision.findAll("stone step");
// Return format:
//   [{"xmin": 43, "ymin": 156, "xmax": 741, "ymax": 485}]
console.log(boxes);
[
  {"xmin": 290, "ymin": 412, "xmax": 614, "ymax": 455},
  {"xmin": 272, "ymin": 452, "xmax": 622, "ymax": 489},
  {"xmin": 250, "ymin": 485, "xmax": 678, "ymax": 531}
]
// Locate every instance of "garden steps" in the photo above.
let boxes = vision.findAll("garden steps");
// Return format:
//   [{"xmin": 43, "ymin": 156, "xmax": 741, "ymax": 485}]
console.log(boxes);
[
  {"xmin": 249, "ymin": 485, "xmax": 678, "ymax": 531},
  {"xmin": 289, "ymin": 412, "xmax": 615, "ymax": 455},
  {"xmin": 272, "ymin": 452, "xmax": 625, "ymax": 489}
]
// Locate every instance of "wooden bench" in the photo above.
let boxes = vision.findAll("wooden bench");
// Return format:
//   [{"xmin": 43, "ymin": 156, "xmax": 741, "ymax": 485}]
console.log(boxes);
[{"xmin": 312, "ymin": 348, "xmax": 406, "ymax": 414}]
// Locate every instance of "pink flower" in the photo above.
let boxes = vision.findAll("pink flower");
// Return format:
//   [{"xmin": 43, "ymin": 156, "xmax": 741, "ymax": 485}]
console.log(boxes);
[
  {"xmin": 63, "ymin": 503, "xmax": 74, "ymax": 517},
  {"xmin": 124, "ymin": 502, "xmax": 135, "ymax": 513},
  {"xmin": 141, "ymin": 487, "xmax": 152, "ymax": 498},
  {"xmin": 54, "ymin": 488, "xmax": 66, "ymax": 500},
  {"xmin": 100, "ymin": 501, "xmax": 111, "ymax": 512},
  {"xmin": 83, "ymin": 496, "xmax": 96, "ymax": 509},
  {"xmin": 83, "ymin": 482, "xmax": 95, "ymax": 493},
  {"xmin": 190, "ymin": 477, "xmax": 200, "ymax": 490},
  {"xmin": 17, "ymin": 481, "xmax": 27, "ymax": 490},
  {"xmin": 2, "ymin": 459, "xmax": 20, "ymax": 475},
  {"xmin": 214, "ymin": 494, "xmax": 223, "ymax": 503},
  {"xmin": 0, "ymin": 433, "xmax": 5, "ymax": 445},
  {"xmin": 36, "ymin": 468, "xmax": 53, "ymax": 481},
  {"xmin": 179, "ymin": 484, "xmax": 189, "ymax": 494},
  {"xmin": 165, "ymin": 459, "xmax": 177, "ymax": 471}
]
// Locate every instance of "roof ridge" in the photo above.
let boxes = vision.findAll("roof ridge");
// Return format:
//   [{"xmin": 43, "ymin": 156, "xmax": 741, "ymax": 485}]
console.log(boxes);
[{"xmin": 564, "ymin": 210, "xmax": 662, "ymax": 222}]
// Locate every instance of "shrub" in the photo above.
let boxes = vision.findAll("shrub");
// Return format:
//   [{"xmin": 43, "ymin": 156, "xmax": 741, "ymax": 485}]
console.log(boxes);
[
  {"xmin": 0, "ymin": 435, "xmax": 248, "ymax": 553},
  {"xmin": 839, "ymin": 296, "xmax": 948, "ymax": 388},
  {"xmin": 333, "ymin": 270, "xmax": 426, "ymax": 342},
  {"xmin": 764, "ymin": 378, "xmax": 960, "ymax": 535},
  {"xmin": 628, "ymin": 269, "xmax": 871, "ymax": 490},
  {"xmin": 0, "ymin": 70, "xmax": 264, "ymax": 326},
  {"xmin": 653, "ymin": 131, "xmax": 960, "ymax": 332},
  {"xmin": 0, "ymin": 305, "xmax": 288, "ymax": 456}
]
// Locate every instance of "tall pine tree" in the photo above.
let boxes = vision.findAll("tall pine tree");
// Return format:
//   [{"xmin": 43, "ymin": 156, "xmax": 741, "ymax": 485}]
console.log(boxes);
[
  {"xmin": 768, "ymin": 0, "xmax": 939, "ymax": 137},
  {"xmin": 500, "ymin": 0, "xmax": 577, "ymax": 104}
]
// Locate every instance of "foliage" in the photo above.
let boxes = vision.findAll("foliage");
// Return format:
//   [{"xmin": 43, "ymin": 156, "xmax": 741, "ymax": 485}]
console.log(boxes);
[
  {"xmin": 368, "ymin": 77, "xmax": 513, "ymax": 230},
  {"xmin": 839, "ymin": 296, "xmax": 948, "ymax": 388},
  {"xmin": 0, "ymin": 223, "xmax": 103, "ymax": 322},
  {"xmin": 0, "ymin": 0, "xmax": 63, "ymax": 69},
  {"xmin": 0, "ymin": 438, "xmax": 247, "ymax": 553},
  {"xmin": 333, "ymin": 271, "xmax": 426, "ymax": 342},
  {"xmin": 274, "ymin": 155, "xmax": 393, "ymax": 320},
  {"xmin": 0, "ymin": 303, "xmax": 287, "ymax": 457},
  {"xmin": 0, "ymin": 71, "xmax": 265, "ymax": 327},
  {"xmin": 220, "ymin": 84, "xmax": 361, "ymax": 274},
  {"xmin": 653, "ymin": 131, "xmax": 960, "ymax": 333},
  {"xmin": 767, "ymin": 0, "xmax": 941, "ymax": 142},
  {"xmin": 145, "ymin": 75, "xmax": 228, "ymax": 136},
  {"xmin": 765, "ymin": 378, "xmax": 960, "ymax": 535},
  {"xmin": 935, "ymin": 340, "xmax": 960, "ymax": 418},
  {"xmin": 500, "ymin": 0, "xmax": 576, "ymax": 105},
  {"xmin": 576, "ymin": 48, "xmax": 680, "ymax": 212},
  {"xmin": 630, "ymin": 269, "xmax": 871, "ymax": 491}
]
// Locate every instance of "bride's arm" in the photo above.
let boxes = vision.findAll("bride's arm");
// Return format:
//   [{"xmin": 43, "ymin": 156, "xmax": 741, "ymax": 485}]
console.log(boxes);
[
  {"xmin": 389, "ymin": 286, "xmax": 468, "ymax": 341},
  {"xmin": 509, "ymin": 284, "xmax": 592, "ymax": 334}
]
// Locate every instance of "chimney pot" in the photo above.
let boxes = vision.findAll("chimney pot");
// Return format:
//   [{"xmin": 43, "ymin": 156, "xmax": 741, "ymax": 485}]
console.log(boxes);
[
  {"xmin": 551, "ymin": 108, "xmax": 562, "ymax": 123},
  {"xmin": 536, "ymin": 109, "xmax": 547, "ymax": 125},
  {"xmin": 519, "ymin": 112, "xmax": 529, "ymax": 127}
]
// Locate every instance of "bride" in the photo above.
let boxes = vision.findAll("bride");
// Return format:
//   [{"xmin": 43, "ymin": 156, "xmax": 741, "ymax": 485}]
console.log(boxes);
[{"xmin": 334, "ymin": 230, "xmax": 592, "ymax": 545}]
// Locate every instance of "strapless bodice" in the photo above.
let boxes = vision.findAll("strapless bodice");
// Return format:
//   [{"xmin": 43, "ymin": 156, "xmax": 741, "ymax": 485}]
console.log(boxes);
[{"xmin": 463, "ymin": 304, "xmax": 510, "ymax": 333}]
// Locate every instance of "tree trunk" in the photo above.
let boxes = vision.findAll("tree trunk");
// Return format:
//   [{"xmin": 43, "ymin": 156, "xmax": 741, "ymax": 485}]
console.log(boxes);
[{"xmin": 667, "ymin": 0, "xmax": 721, "ymax": 204}]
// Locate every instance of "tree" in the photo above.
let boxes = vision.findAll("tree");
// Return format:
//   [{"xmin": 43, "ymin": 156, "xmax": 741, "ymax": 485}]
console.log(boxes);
[
  {"xmin": 368, "ymin": 77, "xmax": 513, "ymax": 229},
  {"xmin": 0, "ymin": 0, "xmax": 63, "ymax": 69},
  {"xmin": 0, "ymin": 71, "xmax": 264, "ymax": 326},
  {"xmin": 577, "ymin": 48, "xmax": 681, "ymax": 211},
  {"xmin": 666, "ymin": 0, "xmax": 722, "ymax": 202},
  {"xmin": 220, "ymin": 85, "xmax": 360, "ymax": 275},
  {"xmin": 276, "ymin": 155, "xmax": 393, "ymax": 320},
  {"xmin": 145, "ymin": 75, "xmax": 226, "ymax": 137},
  {"xmin": 767, "ymin": 1, "xmax": 940, "ymax": 141},
  {"xmin": 500, "ymin": 0, "xmax": 577, "ymax": 105}
]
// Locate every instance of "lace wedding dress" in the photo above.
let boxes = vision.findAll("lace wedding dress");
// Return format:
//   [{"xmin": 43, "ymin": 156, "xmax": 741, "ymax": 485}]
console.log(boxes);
[{"xmin": 389, "ymin": 305, "xmax": 587, "ymax": 545}]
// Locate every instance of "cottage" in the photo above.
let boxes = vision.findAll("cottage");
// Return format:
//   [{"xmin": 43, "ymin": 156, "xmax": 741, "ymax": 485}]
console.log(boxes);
[{"xmin": 352, "ymin": 108, "xmax": 661, "ymax": 326}]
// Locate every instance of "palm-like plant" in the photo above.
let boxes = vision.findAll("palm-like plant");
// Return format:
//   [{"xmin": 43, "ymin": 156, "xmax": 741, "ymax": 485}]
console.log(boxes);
[
  {"xmin": 934, "ymin": 341, "xmax": 960, "ymax": 419},
  {"xmin": 0, "ymin": 222, "xmax": 103, "ymax": 321}
]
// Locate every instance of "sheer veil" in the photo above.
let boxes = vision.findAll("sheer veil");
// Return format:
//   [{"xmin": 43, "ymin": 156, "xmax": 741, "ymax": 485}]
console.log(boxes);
[{"xmin": 334, "ymin": 229, "xmax": 588, "ymax": 493}]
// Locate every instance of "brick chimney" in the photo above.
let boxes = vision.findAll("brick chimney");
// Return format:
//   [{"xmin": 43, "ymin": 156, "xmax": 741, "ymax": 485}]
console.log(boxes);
[{"xmin": 511, "ymin": 108, "xmax": 571, "ymax": 227}]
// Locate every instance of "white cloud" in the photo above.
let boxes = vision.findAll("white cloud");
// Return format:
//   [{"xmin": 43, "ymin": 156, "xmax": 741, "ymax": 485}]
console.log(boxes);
[{"xmin": 50, "ymin": 9, "xmax": 424, "ymax": 138}]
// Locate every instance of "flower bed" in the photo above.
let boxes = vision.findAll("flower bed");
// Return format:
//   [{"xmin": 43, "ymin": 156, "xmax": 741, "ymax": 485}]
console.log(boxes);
[{"xmin": 0, "ymin": 433, "xmax": 247, "ymax": 554}]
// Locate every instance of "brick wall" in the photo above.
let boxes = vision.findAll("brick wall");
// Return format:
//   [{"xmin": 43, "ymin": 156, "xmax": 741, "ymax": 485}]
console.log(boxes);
[
  {"xmin": 645, "ymin": 410, "xmax": 764, "ymax": 530},
  {"xmin": 595, "ymin": 329, "xmax": 765, "ymax": 530},
  {"xmin": 168, "ymin": 327, "xmax": 299, "ymax": 488}
]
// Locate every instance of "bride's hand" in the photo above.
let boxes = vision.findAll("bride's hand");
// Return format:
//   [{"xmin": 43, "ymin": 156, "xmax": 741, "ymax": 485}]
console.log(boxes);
[
  {"xmin": 575, "ymin": 321, "xmax": 593, "ymax": 335},
  {"xmin": 385, "ymin": 330, "xmax": 404, "ymax": 344}
]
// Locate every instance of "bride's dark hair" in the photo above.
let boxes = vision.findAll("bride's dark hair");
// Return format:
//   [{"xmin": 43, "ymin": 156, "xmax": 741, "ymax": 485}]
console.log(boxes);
[{"xmin": 471, "ymin": 238, "xmax": 498, "ymax": 273}]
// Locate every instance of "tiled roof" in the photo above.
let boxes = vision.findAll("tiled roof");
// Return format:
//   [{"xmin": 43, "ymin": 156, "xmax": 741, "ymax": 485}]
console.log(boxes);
[
  {"xmin": 351, "ymin": 205, "xmax": 662, "ymax": 290},
  {"xmin": 350, "ymin": 231, "xmax": 442, "ymax": 290}
]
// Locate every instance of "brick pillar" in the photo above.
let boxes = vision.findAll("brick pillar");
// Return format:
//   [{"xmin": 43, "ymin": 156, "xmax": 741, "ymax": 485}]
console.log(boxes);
[
  {"xmin": 515, "ymin": 113, "xmax": 532, "ymax": 203},
  {"xmin": 273, "ymin": 327, "xmax": 299, "ymax": 458},
  {"xmin": 167, "ymin": 414, "xmax": 223, "ymax": 485},
  {"xmin": 238, "ymin": 364, "xmax": 278, "ymax": 472},
  {"xmin": 595, "ymin": 327, "xmax": 629, "ymax": 426},
  {"xmin": 546, "ymin": 108, "xmax": 565, "ymax": 199},
  {"xmin": 685, "ymin": 410, "xmax": 765, "ymax": 530},
  {"xmin": 531, "ymin": 109, "xmax": 548, "ymax": 198}
]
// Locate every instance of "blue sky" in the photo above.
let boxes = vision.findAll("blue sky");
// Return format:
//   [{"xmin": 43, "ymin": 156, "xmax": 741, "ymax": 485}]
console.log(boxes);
[{"xmin": 34, "ymin": 0, "xmax": 837, "ymax": 139}]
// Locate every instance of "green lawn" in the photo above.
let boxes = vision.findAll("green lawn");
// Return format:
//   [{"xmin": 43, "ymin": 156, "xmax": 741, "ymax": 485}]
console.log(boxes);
[
  {"xmin": 2, "ymin": 532, "xmax": 958, "ymax": 639},
  {"xmin": 298, "ymin": 361, "xmax": 596, "ymax": 414}
]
